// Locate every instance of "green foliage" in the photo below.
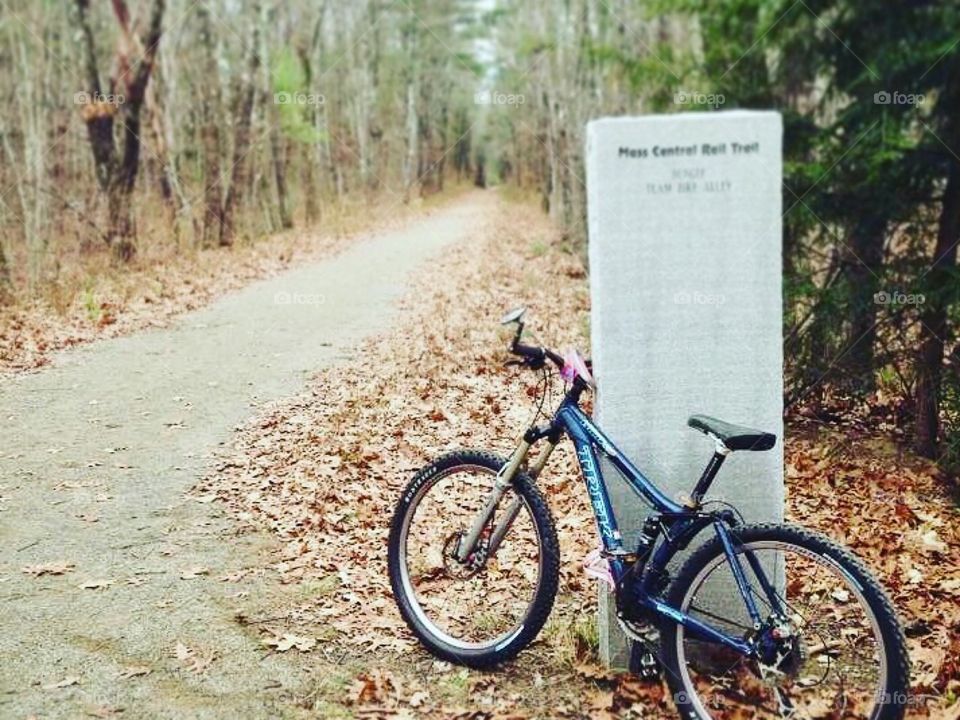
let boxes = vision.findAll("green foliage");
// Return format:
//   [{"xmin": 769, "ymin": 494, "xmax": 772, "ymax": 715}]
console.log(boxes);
[
  {"xmin": 487, "ymin": 0, "xmax": 960, "ymax": 456},
  {"xmin": 82, "ymin": 285, "xmax": 101, "ymax": 325},
  {"xmin": 648, "ymin": 0, "xmax": 959, "ymax": 403},
  {"xmin": 271, "ymin": 48, "xmax": 325, "ymax": 145}
]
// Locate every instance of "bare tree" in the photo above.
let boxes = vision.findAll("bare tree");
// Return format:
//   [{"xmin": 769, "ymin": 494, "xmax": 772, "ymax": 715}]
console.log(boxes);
[
  {"xmin": 219, "ymin": 3, "xmax": 261, "ymax": 246},
  {"xmin": 74, "ymin": 0, "xmax": 166, "ymax": 260}
]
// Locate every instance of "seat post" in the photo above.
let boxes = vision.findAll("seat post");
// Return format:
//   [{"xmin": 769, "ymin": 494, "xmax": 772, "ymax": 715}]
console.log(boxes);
[{"xmin": 688, "ymin": 435, "xmax": 731, "ymax": 507}]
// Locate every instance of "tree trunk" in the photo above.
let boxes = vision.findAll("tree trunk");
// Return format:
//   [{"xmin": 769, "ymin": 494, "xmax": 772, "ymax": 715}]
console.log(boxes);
[
  {"xmin": 0, "ymin": 238, "xmax": 11, "ymax": 300},
  {"xmin": 299, "ymin": 43, "xmax": 321, "ymax": 224},
  {"xmin": 197, "ymin": 2, "xmax": 224, "ymax": 247},
  {"xmin": 271, "ymin": 129, "xmax": 293, "ymax": 229},
  {"xmin": 474, "ymin": 149, "xmax": 486, "ymax": 188},
  {"xmin": 915, "ymin": 156, "xmax": 960, "ymax": 457},
  {"xmin": 220, "ymin": 10, "xmax": 261, "ymax": 247},
  {"xmin": 74, "ymin": 0, "xmax": 166, "ymax": 261},
  {"xmin": 843, "ymin": 215, "xmax": 886, "ymax": 392},
  {"xmin": 402, "ymin": 82, "xmax": 418, "ymax": 202},
  {"xmin": 914, "ymin": 57, "xmax": 960, "ymax": 458},
  {"xmin": 915, "ymin": 60, "xmax": 960, "ymax": 458}
]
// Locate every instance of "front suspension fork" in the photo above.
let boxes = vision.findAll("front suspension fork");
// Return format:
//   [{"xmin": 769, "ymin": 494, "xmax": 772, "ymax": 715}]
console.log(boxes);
[
  {"xmin": 454, "ymin": 438, "xmax": 557, "ymax": 562},
  {"xmin": 487, "ymin": 440, "xmax": 557, "ymax": 555}
]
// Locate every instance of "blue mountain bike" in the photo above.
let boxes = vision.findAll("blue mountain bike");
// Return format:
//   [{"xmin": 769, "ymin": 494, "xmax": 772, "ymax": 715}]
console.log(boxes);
[{"xmin": 388, "ymin": 308, "xmax": 909, "ymax": 719}]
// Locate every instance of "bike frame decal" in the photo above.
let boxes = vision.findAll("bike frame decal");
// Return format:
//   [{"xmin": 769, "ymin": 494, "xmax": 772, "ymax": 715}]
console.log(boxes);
[
  {"xmin": 575, "ymin": 443, "xmax": 617, "ymax": 544},
  {"xmin": 556, "ymin": 402, "xmax": 684, "ymax": 555}
]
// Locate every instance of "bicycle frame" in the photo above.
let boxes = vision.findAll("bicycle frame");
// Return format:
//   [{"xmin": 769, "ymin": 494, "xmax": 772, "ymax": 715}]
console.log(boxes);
[
  {"xmin": 556, "ymin": 400, "xmax": 767, "ymax": 655},
  {"xmin": 461, "ymin": 383, "xmax": 784, "ymax": 658}
]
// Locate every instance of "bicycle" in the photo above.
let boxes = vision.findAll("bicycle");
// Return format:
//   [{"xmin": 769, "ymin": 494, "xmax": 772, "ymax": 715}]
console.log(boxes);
[{"xmin": 388, "ymin": 307, "xmax": 910, "ymax": 719}]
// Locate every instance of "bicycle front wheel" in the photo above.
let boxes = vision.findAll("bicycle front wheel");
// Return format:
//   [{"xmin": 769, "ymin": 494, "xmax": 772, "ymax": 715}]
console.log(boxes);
[
  {"xmin": 387, "ymin": 450, "xmax": 559, "ymax": 668},
  {"xmin": 660, "ymin": 523, "xmax": 910, "ymax": 720}
]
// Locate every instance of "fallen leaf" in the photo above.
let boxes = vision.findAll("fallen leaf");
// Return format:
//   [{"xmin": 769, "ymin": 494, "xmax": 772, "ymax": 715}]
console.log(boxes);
[
  {"xmin": 920, "ymin": 529, "xmax": 948, "ymax": 553},
  {"xmin": 86, "ymin": 704, "xmax": 121, "ymax": 717},
  {"xmin": 79, "ymin": 579, "xmax": 112, "ymax": 590},
  {"xmin": 172, "ymin": 642, "xmax": 215, "ymax": 674},
  {"xmin": 264, "ymin": 633, "xmax": 316, "ymax": 652},
  {"xmin": 118, "ymin": 665, "xmax": 151, "ymax": 679},
  {"xmin": 179, "ymin": 566, "xmax": 210, "ymax": 579},
  {"xmin": 43, "ymin": 676, "xmax": 79, "ymax": 690},
  {"xmin": 23, "ymin": 562, "xmax": 74, "ymax": 577},
  {"xmin": 408, "ymin": 690, "xmax": 429, "ymax": 707}
]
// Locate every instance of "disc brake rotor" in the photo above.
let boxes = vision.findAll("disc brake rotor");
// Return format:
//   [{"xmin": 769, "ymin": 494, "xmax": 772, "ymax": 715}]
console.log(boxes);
[{"xmin": 441, "ymin": 531, "xmax": 488, "ymax": 579}]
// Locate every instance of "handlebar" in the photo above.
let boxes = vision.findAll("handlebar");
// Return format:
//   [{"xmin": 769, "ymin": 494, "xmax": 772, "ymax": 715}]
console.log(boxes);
[
  {"xmin": 502, "ymin": 308, "xmax": 586, "ymax": 376},
  {"xmin": 509, "ymin": 340, "xmax": 565, "ymax": 370}
]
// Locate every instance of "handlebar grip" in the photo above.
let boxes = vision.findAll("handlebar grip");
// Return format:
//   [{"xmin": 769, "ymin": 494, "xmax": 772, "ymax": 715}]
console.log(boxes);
[
  {"xmin": 511, "ymin": 343, "xmax": 543, "ymax": 360},
  {"xmin": 511, "ymin": 342, "xmax": 564, "ymax": 369},
  {"xmin": 544, "ymin": 348, "xmax": 565, "ymax": 367}
]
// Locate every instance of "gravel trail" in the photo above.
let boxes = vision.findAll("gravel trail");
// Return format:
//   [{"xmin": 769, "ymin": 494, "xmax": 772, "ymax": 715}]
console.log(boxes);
[{"xmin": 0, "ymin": 193, "xmax": 493, "ymax": 719}]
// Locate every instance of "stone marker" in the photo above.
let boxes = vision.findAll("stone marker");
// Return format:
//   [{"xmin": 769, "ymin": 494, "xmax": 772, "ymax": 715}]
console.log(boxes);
[{"xmin": 585, "ymin": 111, "xmax": 784, "ymax": 668}]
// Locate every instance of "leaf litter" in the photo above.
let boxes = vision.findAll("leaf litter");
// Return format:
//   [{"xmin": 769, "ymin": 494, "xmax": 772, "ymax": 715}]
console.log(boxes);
[{"xmin": 200, "ymin": 199, "xmax": 959, "ymax": 718}]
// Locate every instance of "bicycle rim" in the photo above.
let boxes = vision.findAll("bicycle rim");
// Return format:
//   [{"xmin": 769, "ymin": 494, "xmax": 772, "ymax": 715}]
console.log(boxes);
[{"xmin": 396, "ymin": 464, "xmax": 544, "ymax": 651}]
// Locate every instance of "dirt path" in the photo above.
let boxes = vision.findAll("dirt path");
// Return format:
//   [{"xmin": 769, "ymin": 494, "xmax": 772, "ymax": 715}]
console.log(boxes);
[{"xmin": 0, "ymin": 192, "xmax": 495, "ymax": 719}]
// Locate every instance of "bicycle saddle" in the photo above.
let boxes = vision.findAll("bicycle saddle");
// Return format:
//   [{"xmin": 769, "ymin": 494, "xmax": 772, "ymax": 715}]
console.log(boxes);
[{"xmin": 687, "ymin": 415, "xmax": 776, "ymax": 451}]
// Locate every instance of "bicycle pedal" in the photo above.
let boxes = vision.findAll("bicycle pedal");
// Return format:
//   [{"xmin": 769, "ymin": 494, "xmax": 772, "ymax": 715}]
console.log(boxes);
[
  {"xmin": 638, "ymin": 653, "xmax": 661, "ymax": 680},
  {"xmin": 629, "ymin": 644, "xmax": 662, "ymax": 680}
]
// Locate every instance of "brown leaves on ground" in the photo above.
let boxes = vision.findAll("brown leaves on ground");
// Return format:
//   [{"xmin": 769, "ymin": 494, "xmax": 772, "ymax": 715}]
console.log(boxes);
[
  {"xmin": 787, "ymin": 428, "xmax": 960, "ymax": 706},
  {"xmin": 172, "ymin": 642, "xmax": 216, "ymax": 675},
  {"xmin": 201, "ymin": 198, "xmax": 598, "ymax": 716},
  {"xmin": 263, "ymin": 633, "xmax": 316, "ymax": 653},
  {"xmin": 201, "ymin": 197, "xmax": 959, "ymax": 718}
]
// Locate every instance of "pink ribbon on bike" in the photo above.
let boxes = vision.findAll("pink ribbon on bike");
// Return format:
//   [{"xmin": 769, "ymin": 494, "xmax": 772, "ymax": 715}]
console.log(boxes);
[
  {"xmin": 561, "ymin": 349, "xmax": 595, "ymax": 387},
  {"xmin": 583, "ymin": 545, "xmax": 615, "ymax": 591}
]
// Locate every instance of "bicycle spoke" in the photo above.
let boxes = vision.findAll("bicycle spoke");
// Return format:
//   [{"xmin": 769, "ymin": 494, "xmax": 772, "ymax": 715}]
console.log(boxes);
[
  {"xmin": 675, "ymin": 540, "xmax": 887, "ymax": 719},
  {"xmin": 399, "ymin": 463, "xmax": 542, "ymax": 648}
]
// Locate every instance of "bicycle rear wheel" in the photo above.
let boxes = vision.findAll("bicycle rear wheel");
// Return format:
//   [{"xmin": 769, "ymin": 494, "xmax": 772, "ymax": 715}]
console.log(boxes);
[
  {"xmin": 387, "ymin": 450, "xmax": 559, "ymax": 667},
  {"xmin": 660, "ymin": 524, "xmax": 910, "ymax": 719}
]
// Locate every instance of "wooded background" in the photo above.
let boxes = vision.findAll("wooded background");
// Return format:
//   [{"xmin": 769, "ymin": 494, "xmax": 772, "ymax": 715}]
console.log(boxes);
[{"xmin": 1, "ymin": 1, "xmax": 957, "ymax": 472}]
